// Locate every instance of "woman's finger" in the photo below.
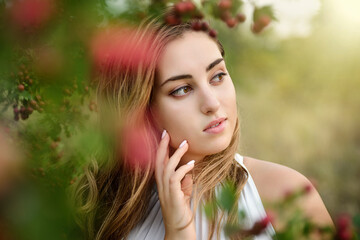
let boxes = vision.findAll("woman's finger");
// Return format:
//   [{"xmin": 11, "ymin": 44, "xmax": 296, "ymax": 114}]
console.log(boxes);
[
  {"xmin": 164, "ymin": 140, "xmax": 188, "ymax": 177},
  {"xmin": 155, "ymin": 130, "xmax": 170, "ymax": 189},
  {"xmin": 168, "ymin": 161, "xmax": 194, "ymax": 201},
  {"xmin": 181, "ymin": 174, "xmax": 193, "ymax": 197},
  {"xmin": 169, "ymin": 160, "xmax": 194, "ymax": 190}
]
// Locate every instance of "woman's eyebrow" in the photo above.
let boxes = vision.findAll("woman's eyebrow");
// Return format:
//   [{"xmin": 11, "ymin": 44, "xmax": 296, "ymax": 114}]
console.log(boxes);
[{"xmin": 160, "ymin": 58, "xmax": 224, "ymax": 87}]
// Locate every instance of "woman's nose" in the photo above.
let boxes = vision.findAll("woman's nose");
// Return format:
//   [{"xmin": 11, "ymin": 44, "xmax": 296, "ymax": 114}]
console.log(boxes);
[{"xmin": 199, "ymin": 86, "xmax": 220, "ymax": 115}]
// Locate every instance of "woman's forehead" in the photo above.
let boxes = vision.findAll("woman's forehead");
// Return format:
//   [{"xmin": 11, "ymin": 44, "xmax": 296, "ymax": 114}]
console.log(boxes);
[{"xmin": 156, "ymin": 31, "xmax": 223, "ymax": 83}]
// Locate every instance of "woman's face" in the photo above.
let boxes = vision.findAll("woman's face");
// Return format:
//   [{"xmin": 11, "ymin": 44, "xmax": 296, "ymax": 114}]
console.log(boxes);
[{"xmin": 151, "ymin": 31, "xmax": 237, "ymax": 164}]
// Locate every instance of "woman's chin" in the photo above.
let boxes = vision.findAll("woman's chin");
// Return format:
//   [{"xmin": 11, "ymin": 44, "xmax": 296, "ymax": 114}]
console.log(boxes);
[{"xmin": 199, "ymin": 142, "xmax": 231, "ymax": 155}]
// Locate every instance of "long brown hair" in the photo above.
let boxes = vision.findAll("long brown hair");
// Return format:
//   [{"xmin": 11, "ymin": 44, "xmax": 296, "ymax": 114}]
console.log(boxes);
[{"xmin": 72, "ymin": 18, "xmax": 248, "ymax": 240}]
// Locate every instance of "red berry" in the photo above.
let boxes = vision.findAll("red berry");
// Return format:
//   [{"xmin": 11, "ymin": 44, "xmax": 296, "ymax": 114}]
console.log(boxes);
[
  {"xmin": 201, "ymin": 21, "xmax": 209, "ymax": 31},
  {"xmin": 14, "ymin": 114, "xmax": 20, "ymax": 121},
  {"xmin": 184, "ymin": 1, "xmax": 195, "ymax": 12},
  {"xmin": 236, "ymin": 13, "xmax": 246, "ymax": 23},
  {"xmin": 337, "ymin": 214, "xmax": 352, "ymax": 231},
  {"xmin": 18, "ymin": 84, "xmax": 25, "ymax": 91},
  {"xmin": 165, "ymin": 14, "xmax": 181, "ymax": 25},
  {"xmin": 303, "ymin": 184, "xmax": 312, "ymax": 194},
  {"xmin": 251, "ymin": 21, "xmax": 263, "ymax": 34},
  {"xmin": 175, "ymin": 2, "xmax": 187, "ymax": 14},
  {"xmin": 9, "ymin": 0, "xmax": 55, "ymax": 30},
  {"xmin": 220, "ymin": 11, "xmax": 231, "ymax": 21},
  {"xmin": 30, "ymin": 100, "xmax": 37, "ymax": 106},
  {"xmin": 20, "ymin": 106, "xmax": 26, "ymax": 113},
  {"xmin": 191, "ymin": 21, "xmax": 202, "ymax": 31},
  {"xmin": 259, "ymin": 15, "xmax": 271, "ymax": 27},
  {"xmin": 218, "ymin": 0, "xmax": 232, "ymax": 10},
  {"xmin": 208, "ymin": 29, "xmax": 217, "ymax": 38},
  {"xmin": 259, "ymin": 216, "xmax": 271, "ymax": 228},
  {"xmin": 338, "ymin": 229, "xmax": 352, "ymax": 240},
  {"xmin": 226, "ymin": 18, "xmax": 237, "ymax": 28},
  {"xmin": 20, "ymin": 112, "xmax": 29, "ymax": 120},
  {"xmin": 26, "ymin": 107, "xmax": 33, "ymax": 114},
  {"xmin": 13, "ymin": 107, "xmax": 19, "ymax": 114}
]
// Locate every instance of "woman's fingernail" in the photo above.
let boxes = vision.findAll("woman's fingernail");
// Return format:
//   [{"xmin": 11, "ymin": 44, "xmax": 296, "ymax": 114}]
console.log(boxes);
[
  {"xmin": 179, "ymin": 140, "xmax": 187, "ymax": 148},
  {"xmin": 161, "ymin": 129, "xmax": 167, "ymax": 139},
  {"xmin": 187, "ymin": 160, "xmax": 195, "ymax": 165}
]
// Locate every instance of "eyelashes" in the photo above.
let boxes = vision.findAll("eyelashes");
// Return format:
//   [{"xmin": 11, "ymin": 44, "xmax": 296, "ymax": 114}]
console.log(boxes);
[{"xmin": 170, "ymin": 72, "xmax": 227, "ymax": 97}]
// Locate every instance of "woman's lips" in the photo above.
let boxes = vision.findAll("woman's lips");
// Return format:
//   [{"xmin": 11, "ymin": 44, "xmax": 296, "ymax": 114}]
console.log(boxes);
[{"xmin": 203, "ymin": 119, "xmax": 227, "ymax": 134}]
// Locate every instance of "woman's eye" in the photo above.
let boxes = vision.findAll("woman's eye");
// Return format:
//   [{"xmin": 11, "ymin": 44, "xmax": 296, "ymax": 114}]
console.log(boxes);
[
  {"xmin": 211, "ymin": 72, "xmax": 227, "ymax": 83},
  {"xmin": 170, "ymin": 86, "xmax": 192, "ymax": 97}
]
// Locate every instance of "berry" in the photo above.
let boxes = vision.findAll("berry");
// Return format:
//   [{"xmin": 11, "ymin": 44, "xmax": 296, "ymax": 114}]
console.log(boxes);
[
  {"xmin": 13, "ymin": 107, "xmax": 19, "ymax": 114},
  {"xmin": 20, "ymin": 112, "xmax": 29, "ymax": 120},
  {"xmin": 26, "ymin": 107, "xmax": 33, "ymax": 114},
  {"xmin": 14, "ymin": 114, "xmax": 20, "ymax": 121},
  {"xmin": 236, "ymin": 13, "xmax": 246, "ymax": 23},
  {"xmin": 220, "ymin": 11, "xmax": 231, "ymax": 21},
  {"xmin": 259, "ymin": 216, "xmax": 271, "ymax": 228},
  {"xmin": 9, "ymin": 0, "xmax": 55, "ymax": 31},
  {"xmin": 303, "ymin": 184, "xmax": 312, "ymax": 194},
  {"xmin": 184, "ymin": 1, "xmax": 195, "ymax": 12},
  {"xmin": 30, "ymin": 100, "xmax": 37, "ymax": 107},
  {"xmin": 209, "ymin": 29, "xmax": 217, "ymax": 38},
  {"xmin": 251, "ymin": 21, "xmax": 263, "ymax": 34},
  {"xmin": 191, "ymin": 21, "xmax": 202, "ymax": 31},
  {"xmin": 226, "ymin": 18, "xmax": 237, "ymax": 28},
  {"xmin": 20, "ymin": 106, "xmax": 26, "ymax": 113},
  {"xmin": 338, "ymin": 229, "xmax": 352, "ymax": 240},
  {"xmin": 259, "ymin": 15, "xmax": 271, "ymax": 27},
  {"xmin": 201, "ymin": 21, "xmax": 209, "ymax": 31},
  {"xmin": 165, "ymin": 14, "xmax": 181, "ymax": 25},
  {"xmin": 337, "ymin": 214, "xmax": 351, "ymax": 231},
  {"xmin": 18, "ymin": 84, "xmax": 25, "ymax": 91},
  {"xmin": 175, "ymin": 2, "xmax": 188, "ymax": 14},
  {"xmin": 218, "ymin": 0, "xmax": 232, "ymax": 10}
]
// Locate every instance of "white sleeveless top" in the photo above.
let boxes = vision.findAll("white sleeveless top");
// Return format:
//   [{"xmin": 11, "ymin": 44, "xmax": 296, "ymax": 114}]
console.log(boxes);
[{"xmin": 127, "ymin": 153, "xmax": 276, "ymax": 239}]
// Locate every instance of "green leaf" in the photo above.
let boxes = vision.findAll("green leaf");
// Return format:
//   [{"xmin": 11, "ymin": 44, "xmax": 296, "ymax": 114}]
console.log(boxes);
[
  {"xmin": 253, "ymin": 5, "xmax": 277, "ymax": 22},
  {"xmin": 217, "ymin": 180, "xmax": 236, "ymax": 213},
  {"xmin": 19, "ymin": 90, "xmax": 32, "ymax": 100},
  {"xmin": 203, "ymin": 200, "xmax": 216, "ymax": 220}
]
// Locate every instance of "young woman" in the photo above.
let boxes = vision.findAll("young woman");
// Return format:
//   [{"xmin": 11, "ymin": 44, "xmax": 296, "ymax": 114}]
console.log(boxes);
[{"xmin": 74, "ymin": 19, "xmax": 333, "ymax": 240}]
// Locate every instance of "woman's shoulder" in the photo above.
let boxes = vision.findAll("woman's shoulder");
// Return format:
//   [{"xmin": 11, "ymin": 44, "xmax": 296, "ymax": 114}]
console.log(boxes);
[
  {"xmin": 241, "ymin": 155, "xmax": 333, "ymax": 227},
  {"xmin": 242, "ymin": 156, "xmax": 308, "ymax": 202}
]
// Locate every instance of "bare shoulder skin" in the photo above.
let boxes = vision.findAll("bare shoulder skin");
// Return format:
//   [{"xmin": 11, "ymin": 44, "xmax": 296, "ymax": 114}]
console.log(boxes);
[{"xmin": 242, "ymin": 156, "xmax": 334, "ymax": 231}]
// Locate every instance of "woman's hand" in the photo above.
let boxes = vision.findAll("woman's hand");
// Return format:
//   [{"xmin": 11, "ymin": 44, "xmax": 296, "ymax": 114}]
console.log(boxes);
[{"xmin": 155, "ymin": 129, "xmax": 196, "ymax": 240}]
